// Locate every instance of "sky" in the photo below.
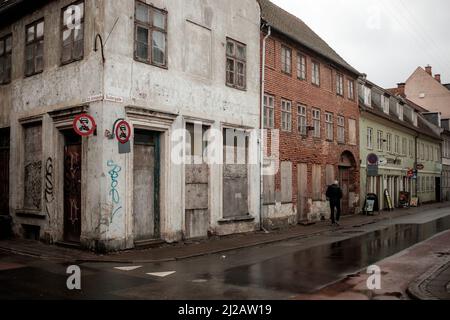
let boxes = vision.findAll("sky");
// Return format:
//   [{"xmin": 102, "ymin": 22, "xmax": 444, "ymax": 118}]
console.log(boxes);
[{"xmin": 271, "ymin": 0, "xmax": 450, "ymax": 88}]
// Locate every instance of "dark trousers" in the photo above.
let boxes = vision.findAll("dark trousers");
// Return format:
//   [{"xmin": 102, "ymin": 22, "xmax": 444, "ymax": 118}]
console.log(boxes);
[{"xmin": 330, "ymin": 200, "xmax": 341, "ymax": 223}]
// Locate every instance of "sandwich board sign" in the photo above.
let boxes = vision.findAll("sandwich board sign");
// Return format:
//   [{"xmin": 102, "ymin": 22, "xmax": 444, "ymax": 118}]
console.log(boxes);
[{"xmin": 73, "ymin": 114, "xmax": 96, "ymax": 137}]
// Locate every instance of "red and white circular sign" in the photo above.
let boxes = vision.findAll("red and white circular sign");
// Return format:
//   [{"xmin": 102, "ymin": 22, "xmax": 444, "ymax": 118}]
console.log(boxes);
[
  {"xmin": 115, "ymin": 120, "xmax": 132, "ymax": 144},
  {"xmin": 73, "ymin": 114, "xmax": 96, "ymax": 137}
]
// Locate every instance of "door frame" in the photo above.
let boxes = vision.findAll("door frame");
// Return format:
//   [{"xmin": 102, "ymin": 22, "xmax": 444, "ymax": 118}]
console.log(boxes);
[
  {"xmin": 62, "ymin": 131, "xmax": 83, "ymax": 243},
  {"xmin": 133, "ymin": 129, "xmax": 161, "ymax": 241},
  {"xmin": 49, "ymin": 106, "xmax": 89, "ymax": 244},
  {"xmin": 126, "ymin": 106, "xmax": 177, "ymax": 244}
]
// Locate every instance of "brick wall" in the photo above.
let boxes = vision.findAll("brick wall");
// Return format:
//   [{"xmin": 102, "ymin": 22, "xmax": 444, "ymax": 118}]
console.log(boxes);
[{"xmin": 262, "ymin": 31, "xmax": 361, "ymax": 222}]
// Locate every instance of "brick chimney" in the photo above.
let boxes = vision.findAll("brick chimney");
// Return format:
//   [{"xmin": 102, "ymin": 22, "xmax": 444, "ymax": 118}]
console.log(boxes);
[
  {"xmin": 425, "ymin": 65, "xmax": 432, "ymax": 76},
  {"xmin": 435, "ymin": 74, "xmax": 441, "ymax": 83},
  {"xmin": 397, "ymin": 83, "xmax": 406, "ymax": 97}
]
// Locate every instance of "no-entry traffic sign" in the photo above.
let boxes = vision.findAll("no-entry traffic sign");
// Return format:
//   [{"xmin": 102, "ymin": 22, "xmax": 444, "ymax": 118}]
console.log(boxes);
[
  {"xmin": 115, "ymin": 120, "xmax": 132, "ymax": 144},
  {"xmin": 73, "ymin": 114, "xmax": 96, "ymax": 137}
]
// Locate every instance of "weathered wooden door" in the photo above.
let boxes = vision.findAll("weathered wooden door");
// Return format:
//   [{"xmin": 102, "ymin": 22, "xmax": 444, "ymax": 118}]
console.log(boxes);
[
  {"xmin": 133, "ymin": 130, "xmax": 160, "ymax": 241},
  {"xmin": 339, "ymin": 167, "xmax": 350, "ymax": 215},
  {"xmin": 0, "ymin": 129, "xmax": 9, "ymax": 215},
  {"xmin": 63, "ymin": 133, "xmax": 82, "ymax": 243},
  {"xmin": 297, "ymin": 163, "xmax": 307, "ymax": 221}
]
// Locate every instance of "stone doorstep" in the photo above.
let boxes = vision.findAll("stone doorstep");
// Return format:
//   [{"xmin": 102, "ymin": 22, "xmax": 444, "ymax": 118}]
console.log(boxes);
[
  {"xmin": 0, "ymin": 202, "xmax": 448, "ymax": 264},
  {"xmin": 407, "ymin": 261, "xmax": 450, "ymax": 300}
]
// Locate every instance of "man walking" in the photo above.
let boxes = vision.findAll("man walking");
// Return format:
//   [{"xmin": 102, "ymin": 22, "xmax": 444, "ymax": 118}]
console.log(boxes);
[{"xmin": 326, "ymin": 180, "xmax": 343, "ymax": 226}]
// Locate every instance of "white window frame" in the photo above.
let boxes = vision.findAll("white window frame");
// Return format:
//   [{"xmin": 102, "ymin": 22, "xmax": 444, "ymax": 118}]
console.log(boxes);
[
  {"xmin": 312, "ymin": 108, "xmax": 321, "ymax": 138},
  {"xmin": 263, "ymin": 94, "xmax": 275, "ymax": 129},
  {"xmin": 281, "ymin": 99, "xmax": 292, "ymax": 132},
  {"xmin": 367, "ymin": 127, "xmax": 373, "ymax": 149}
]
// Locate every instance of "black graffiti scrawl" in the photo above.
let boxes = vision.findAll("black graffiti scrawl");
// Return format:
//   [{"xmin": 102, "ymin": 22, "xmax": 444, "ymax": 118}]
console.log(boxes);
[
  {"xmin": 44, "ymin": 157, "xmax": 54, "ymax": 223},
  {"xmin": 24, "ymin": 161, "xmax": 42, "ymax": 210}
]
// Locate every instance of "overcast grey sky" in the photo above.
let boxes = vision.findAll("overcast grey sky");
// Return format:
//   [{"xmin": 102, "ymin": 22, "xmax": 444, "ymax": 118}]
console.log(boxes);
[{"xmin": 271, "ymin": 0, "xmax": 450, "ymax": 88}]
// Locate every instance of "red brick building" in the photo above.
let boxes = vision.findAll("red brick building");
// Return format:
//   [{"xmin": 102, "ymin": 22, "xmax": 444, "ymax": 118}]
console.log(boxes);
[{"xmin": 259, "ymin": 0, "xmax": 361, "ymax": 227}]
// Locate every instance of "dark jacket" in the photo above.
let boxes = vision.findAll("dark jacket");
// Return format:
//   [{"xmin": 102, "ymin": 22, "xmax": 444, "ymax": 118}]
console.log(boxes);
[{"xmin": 326, "ymin": 184, "xmax": 343, "ymax": 203}]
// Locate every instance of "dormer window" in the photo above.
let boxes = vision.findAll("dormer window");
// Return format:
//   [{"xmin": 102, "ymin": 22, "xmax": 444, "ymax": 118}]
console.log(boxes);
[
  {"xmin": 363, "ymin": 86, "xmax": 371, "ymax": 107},
  {"xmin": 397, "ymin": 103, "xmax": 404, "ymax": 121},
  {"xmin": 381, "ymin": 95, "xmax": 390, "ymax": 114},
  {"xmin": 412, "ymin": 111, "xmax": 418, "ymax": 127}
]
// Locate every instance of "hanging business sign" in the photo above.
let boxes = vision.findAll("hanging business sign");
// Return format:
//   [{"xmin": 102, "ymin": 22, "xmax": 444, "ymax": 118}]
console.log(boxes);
[
  {"xmin": 115, "ymin": 120, "xmax": 132, "ymax": 144},
  {"xmin": 73, "ymin": 114, "xmax": 96, "ymax": 137}
]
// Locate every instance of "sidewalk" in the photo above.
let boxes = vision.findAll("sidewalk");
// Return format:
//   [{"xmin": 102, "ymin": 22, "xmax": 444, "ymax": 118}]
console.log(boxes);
[
  {"xmin": 0, "ymin": 202, "xmax": 449, "ymax": 264},
  {"xmin": 408, "ymin": 261, "xmax": 450, "ymax": 300}
]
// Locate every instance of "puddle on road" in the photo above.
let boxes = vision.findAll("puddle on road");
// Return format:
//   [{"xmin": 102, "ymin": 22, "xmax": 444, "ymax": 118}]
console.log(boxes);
[{"xmin": 224, "ymin": 216, "xmax": 450, "ymax": 294}]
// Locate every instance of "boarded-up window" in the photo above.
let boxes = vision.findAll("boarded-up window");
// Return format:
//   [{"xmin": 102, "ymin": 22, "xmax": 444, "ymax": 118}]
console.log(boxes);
[
  {"xmin": 185, "ymin": 123, "xmax": 209, "ymax": 165},
  {"xmin": 312, "ymin": 164, "xmax": 322, "ymax": 201},
  {"xmin": 348, "ymin": 118, "xmax": 356, "ymax": 145},
  {"xmin": 281, "ymin": 162, "xmax": 292, "ymax": 203},
  {"xmin": 23, "ymin": 123, "xmax": 42, "ymax": 210},
  {"xmin": 223, "ymin": 128, "xmax": 249, "ymax": 218},
  {"xmin": 265, "ymin": 38, "xmax": 275, "ymax": 68},
  {"xmin": 325, "ymin": 165, "xmax": 335, "ymax": 186}
]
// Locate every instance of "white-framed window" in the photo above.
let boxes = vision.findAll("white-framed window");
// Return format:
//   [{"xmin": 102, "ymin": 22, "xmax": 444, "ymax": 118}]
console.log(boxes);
[
  {"xmin": 364, "ymin": 86, "xmax": 372, "ymax": 107},
  {"xmin": 409, "ymin": 140, "xmax": 414, "ymax": 158},
  {"xmin": 394, "ymin": 135, "xmax": 400, "ymax": 154},
  {"xmin": 381, "ymin": 95, "xmax": 390, "ymax": 114},
  {"xmin": 396, "ymin": 103, "xmax": 404, "ymax": 121},
  {"xmin": 312, "ymin": 108, "xmax": 321, "ymax": 138},
  {"xmin": 312, "ymin": 61, "xmax": 320, "ymax": 86},
  {"xmin": 348, "ymin": 80, "xmax": 354, "ymax": 100},
  {"xmin": 377, "ymin": 130, "xmax": 383, "ymax": 151},
  {"xmin": 298, "ymin": 104, "xmax": 307, "ymax": 135},
  {"xmin": 426, "ymin": 145, "xmax": 430, "ymax": 161},
  {"xmin": 336, "ymin": 74, "xmax": 344, "ymax": 96},
  {"xmin": 281, "ymin": 45, "xmax": 292, "ymax": 74},
  {"xmin": 297, "ymin": 52, "xmax": 306, "ymax": 80},
  {"xmin": 281, "ymin": 99, "xmax": 292, "ymax": 132},
  {"xmin": 263, "ymin": 94, "xmax": 274, "ymax": 129},
  {"xmin": 337, "ymin": 116, "xmax": 345, "ymax": 143},
  {"xmin": 386, "ymin": 133, "xmax": 392, "ymax": 152},
  {"xmin": 325, "ymin": 112, "xmax": 334, "ymax": 141},
  {"xmin": 402, "ymin": 138, "xmax": 407, "ymax": 156},
  {"xmin": 367, "ymin": 127, "xmax": 373, "ymax": 149}
]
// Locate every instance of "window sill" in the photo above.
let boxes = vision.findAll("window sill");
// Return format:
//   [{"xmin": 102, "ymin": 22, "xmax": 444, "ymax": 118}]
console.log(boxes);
[
  {"xmin": 218, "ymin": 215, "xmax": 255, "ymax": 224},
  {"xmin": 134, "ymin": 57, "xmax": 168, "ymax": 70},
  {"xmin": 25, "ymin": 70, "xmax": 44, "ymax": 78},
  {"xmin": 225, "ymin": 83, "xmax": 247, "ymax": 92},
  {"xmin": 16, "ymin": 210, "xmax": 46, "ymax": 219},
  {"xmin": 60, "ymin": 57, "xmax": 84, "ymax": 67}
]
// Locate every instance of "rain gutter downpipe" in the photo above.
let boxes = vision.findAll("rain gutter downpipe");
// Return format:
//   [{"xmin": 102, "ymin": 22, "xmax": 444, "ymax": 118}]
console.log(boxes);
[{"xmin": 260, "ymin": 23, "xmax": 271, "ymax": 233}]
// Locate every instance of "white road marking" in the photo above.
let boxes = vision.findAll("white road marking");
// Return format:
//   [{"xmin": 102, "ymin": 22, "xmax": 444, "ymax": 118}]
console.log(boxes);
[
  {"xmin": 147, "ymin": 271, "xmax": 176, "ymax": 278},
  {"xmin": 114, "ymin": 266, "xmax": 142, "ymax": 271}
]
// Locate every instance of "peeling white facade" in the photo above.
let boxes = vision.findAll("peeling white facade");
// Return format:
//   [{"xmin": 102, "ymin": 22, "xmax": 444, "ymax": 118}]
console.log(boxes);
[{"xmin": 0, "ymin": 0, "xmax": 261, "ymax": 251}]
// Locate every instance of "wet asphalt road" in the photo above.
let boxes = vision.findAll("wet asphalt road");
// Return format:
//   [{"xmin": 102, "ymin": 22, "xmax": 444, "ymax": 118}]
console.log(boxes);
[{"xmin": 1, "ymin": 207, "xmax": 450, "ymax": 300}]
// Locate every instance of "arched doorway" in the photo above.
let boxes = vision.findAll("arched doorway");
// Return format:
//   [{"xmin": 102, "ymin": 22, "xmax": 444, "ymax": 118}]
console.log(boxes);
[{"xmin": 338, "ymin": 151, "xmax": 357, "ymax": 215}]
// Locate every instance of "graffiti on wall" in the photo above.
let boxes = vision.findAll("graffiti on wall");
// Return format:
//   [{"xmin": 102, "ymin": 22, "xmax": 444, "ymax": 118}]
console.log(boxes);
[
  {"xmin": 24, "ymin": 161, "xmax": 42, "ymax": 210},
  {"xmin": 96, "ymin": 160, "xmax": 123, "ymax": 234},
  {"xmin": 44, "ymin": 157, "xmax": 54, "ymax": 223}
]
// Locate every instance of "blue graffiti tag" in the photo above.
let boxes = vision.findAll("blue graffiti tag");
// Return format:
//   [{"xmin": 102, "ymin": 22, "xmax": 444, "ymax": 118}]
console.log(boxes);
[{"xmin": 107, "ymin": 160, "xmax": 121, "ymax": 204}]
